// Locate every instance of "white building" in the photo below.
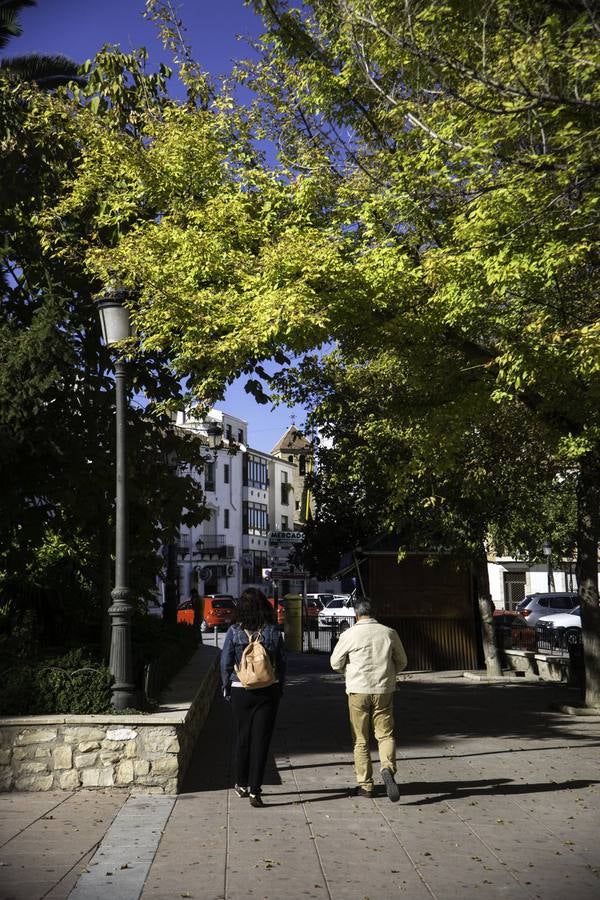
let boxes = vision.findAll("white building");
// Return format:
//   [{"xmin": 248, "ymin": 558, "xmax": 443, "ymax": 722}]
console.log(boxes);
[
  {"xmin": 241, "ymin": 447, "xmax": 297, "ymax": 592},
  {"xmin": 174, "ymin": 408, "xmax": 247, "ymax": 601},
  {"xmin": 172, "ymin": 409, "xmax": 297, "ymax": 603},
  {"xmin": 488, "ymin": 556, "xmax": 579, "ymax": 611}
]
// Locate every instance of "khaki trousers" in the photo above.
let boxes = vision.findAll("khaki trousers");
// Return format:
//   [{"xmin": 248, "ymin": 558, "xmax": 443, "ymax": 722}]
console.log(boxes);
[{"xmin": 347, "ymin": 692, "xmax": 396, "ymax": 791}]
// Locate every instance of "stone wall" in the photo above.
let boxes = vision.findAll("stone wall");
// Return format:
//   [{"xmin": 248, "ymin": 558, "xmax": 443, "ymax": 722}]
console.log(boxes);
[{"xmin": 0, "ymin": 646, "xmax": 219, "ymax": 793}]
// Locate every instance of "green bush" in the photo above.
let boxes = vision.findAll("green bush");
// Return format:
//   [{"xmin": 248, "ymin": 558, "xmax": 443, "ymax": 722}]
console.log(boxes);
[
  {"xmin": 0, "ymin": 620, "xmax": 199, "ymax": 716},
  {"xmin": 0, "ymin": 648, "xmax": 112, "ymax": 716}
]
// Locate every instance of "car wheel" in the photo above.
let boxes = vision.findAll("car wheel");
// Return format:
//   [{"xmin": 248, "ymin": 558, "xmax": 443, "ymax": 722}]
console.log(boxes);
[{"xmin": 200, "ymin": 619, "xmax": 208, "ymax": 633}]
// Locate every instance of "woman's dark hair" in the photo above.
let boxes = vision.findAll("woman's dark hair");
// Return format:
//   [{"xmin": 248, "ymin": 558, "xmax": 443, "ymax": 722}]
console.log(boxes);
[{"xmin": 236, "ymin": 588, "xmax": 274, "ymax": 631}]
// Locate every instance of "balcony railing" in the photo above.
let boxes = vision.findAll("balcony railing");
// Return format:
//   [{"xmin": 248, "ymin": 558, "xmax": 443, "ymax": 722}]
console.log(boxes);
[{"xmin": 195, "ymin": 535, "xmax": 235, "ymax": 559}]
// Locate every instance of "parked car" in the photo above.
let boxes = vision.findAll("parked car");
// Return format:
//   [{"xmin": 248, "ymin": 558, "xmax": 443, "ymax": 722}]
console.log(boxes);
[
  {"xmin": 306, "ymin": 592, "xmax": 334, "ymax": 606},
  {"xmin": 492, "ymin": 609, "xmax": 535, "ymax": 650},
  {"xmin": 200, "ymin": 595, "xmax": 237, "ymax": 632},
  {"xmin": 303, "ymin": 597, "xmax": 323, "ymax": 633},
  {"xmin": 318, "ymin": 596, "xmax": 356, "ymax": 632},
  {"xmin": 268, "ymin": 596, "xmax": 285, "ymax": 627},
  {"xmin": 515, "ymin": 592, "xmax": 579, "ymax": 628},
  {"xmin": 537, "ymin": 606, "xmax": 581, "ymax": 629},
  {"xmin": 536, "ymin": 606, "xmax": 582, "ymax": 652},
  {"xmin": 176, "ymin": 599, "xmax": 195, "ymax": 626}
]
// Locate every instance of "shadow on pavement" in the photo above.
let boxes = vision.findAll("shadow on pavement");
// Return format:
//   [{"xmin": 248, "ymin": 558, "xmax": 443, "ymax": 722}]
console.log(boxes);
[{"xmin": 401, "ymin": 777, "xmax": 600, "ymax": 805}]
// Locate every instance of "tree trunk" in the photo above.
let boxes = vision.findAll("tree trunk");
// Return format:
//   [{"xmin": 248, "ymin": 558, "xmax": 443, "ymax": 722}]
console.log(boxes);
[
  {"xmin": 576, "ymin": 452, "xmax": 600, "ymax": 708},
  {"xmin": 475, "ymin": 545, "xmax": 502, "ymax": 677}
]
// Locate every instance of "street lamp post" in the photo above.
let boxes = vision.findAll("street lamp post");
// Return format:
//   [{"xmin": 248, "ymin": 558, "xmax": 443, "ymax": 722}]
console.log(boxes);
[
  {"xmin": 96, "ymin": 288, "xmax": 138, "ymax": 710},
  {"xmin": 543, "ymin": 539, "xmax": 555, "ymax": 593}
]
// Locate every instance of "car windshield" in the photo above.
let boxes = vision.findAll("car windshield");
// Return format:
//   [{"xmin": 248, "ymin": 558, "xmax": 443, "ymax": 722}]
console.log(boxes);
[
  {"xmin": 516, "ymin": 598, "xmax": 531, "ymax": 611},
  {"xmin": 326, "ymin": 599, "xmax": 344, "ymax": 608},
  {"xmin": 212, "ymin": 599, "xmax": 235, "ymax": 609}
]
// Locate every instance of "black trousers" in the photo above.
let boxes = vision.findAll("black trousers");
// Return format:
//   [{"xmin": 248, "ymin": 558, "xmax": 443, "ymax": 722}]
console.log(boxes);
[{"xmin": 230, "ymin": 684, "xmax": 280, "ymax": 794}]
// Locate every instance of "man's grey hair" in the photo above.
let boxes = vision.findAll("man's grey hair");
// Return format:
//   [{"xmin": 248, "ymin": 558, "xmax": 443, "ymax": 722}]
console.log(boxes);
[{"xmin": 355, "ymin": 597, "xmax": 372, "ymax": 618}]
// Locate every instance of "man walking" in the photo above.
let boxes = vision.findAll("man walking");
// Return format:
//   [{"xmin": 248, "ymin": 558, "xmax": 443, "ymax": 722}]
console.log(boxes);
[{"xmin": 330, "ymin": 597, "xmax": 407, "ymax": 801}]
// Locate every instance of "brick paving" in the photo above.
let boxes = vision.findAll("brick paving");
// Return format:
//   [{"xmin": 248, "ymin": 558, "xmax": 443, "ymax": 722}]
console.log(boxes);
[{"xmin": 1, "ymin": 654, "xmax": 600, "ymax": 900}]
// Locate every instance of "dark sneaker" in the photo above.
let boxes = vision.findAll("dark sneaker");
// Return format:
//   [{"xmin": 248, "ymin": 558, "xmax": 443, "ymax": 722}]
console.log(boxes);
[
  {"xmin": 352, "ymin": 786, "xmax": 374, "ymax": 798},
  {"xmin": 381, "ymin": 768, "xmax": 400, "ymax": 802},
  {"xmin": 234, "ymin": 784, "xmax": 249, "ymax": 798},
  {"xmin": 249, "ymin": 793, "xmax": 264, "ymax": 808}
]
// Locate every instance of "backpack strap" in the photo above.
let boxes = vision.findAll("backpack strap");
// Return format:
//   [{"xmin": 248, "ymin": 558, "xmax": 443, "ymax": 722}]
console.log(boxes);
[{"xmin": 244, "ymin": 629, "xmax": 263, "ymax": 643}]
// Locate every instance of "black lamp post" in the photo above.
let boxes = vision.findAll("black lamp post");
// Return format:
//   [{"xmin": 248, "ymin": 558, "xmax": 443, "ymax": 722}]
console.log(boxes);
[
  {"xmin": 96, "ymin": 288, "xmax": 138, "ymax": 710},
  {"xmin": 543, "ymin": 539, "xmax": 555, "ymax": 593}
]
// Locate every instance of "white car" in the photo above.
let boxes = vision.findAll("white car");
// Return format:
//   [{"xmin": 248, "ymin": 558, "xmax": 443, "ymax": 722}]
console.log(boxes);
[
  {"xmin": 515, "ymin": 592, "xmax": 579, "ymax": 627},
  {"xmin": 537, "ymin": 606, "xmax": 581, "ymax": 630},
  {"xmin": 317, "ymin": 597, "xmax": 356, "ymax": 632}
]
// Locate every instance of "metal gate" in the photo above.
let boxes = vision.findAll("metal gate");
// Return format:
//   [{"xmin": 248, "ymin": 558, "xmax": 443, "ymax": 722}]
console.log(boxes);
[
  {"xmin": 302, "ymin": 616, "xmax": 355, "ymax": 653},
  {"xmin": 504, "ymin": 571, "xmax": 526, "ymax": 610}
]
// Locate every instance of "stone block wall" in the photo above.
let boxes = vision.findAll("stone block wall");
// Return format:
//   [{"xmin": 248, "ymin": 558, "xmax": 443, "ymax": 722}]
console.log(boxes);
[{"xmin": 0, "ymin": 648, "xmax": 219, "ymax": 793}]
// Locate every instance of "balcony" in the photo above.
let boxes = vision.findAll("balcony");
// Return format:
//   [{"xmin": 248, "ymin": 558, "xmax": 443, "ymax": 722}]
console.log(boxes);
[{"xmin": 196, "ymin": 535, "xmax": 234, "ymax": 559}]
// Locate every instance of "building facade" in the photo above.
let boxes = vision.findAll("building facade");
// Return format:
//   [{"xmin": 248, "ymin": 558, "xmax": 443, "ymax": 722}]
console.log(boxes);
[
  {"xmin": 171, "ymin": 409, "xmax": 297, "ymax": 604},
  {"xmin": 271, "ymin": 425, "xmax": 315, "ymax": 527},
  {"xmin": 174, "ymin": 408, "xmax": 246, "ymax": 602}
]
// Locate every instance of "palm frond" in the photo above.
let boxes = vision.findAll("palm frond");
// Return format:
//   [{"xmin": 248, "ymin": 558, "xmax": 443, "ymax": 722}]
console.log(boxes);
[
  {"xmin": 0, "ymin": 52, "xmax": 83, "ymax": 86},
  {"xmin": 0, "ymin": 1, "xmax": 36, "ymax": 50}
]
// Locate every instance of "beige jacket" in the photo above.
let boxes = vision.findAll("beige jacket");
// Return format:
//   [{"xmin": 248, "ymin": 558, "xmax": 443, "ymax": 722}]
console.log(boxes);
[{"xmin": 330, "ymin": 618, "xmax": 408, "ymax": 694}]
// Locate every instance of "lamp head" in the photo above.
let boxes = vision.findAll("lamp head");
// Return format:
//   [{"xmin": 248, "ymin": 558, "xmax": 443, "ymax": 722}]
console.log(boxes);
[
  {"xmin": 95, "ymin": 287, "xmax": 132, "ymax": 345},
  {"xmin": 206, "ymin": 420, "xmax": 223, "ymax": 451},
  {"xmin": 542, "ymin": 540, "xmax": 552, "ymax": 557}
]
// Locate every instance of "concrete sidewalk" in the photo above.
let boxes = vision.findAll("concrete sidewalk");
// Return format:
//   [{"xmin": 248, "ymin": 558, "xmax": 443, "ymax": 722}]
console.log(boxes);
[{"xmin": 1, "ymin": 655, "xmax": 599, "ymax": 900}]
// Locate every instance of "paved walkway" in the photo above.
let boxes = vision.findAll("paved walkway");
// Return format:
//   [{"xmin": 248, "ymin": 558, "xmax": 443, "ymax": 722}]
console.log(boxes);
[{"xmin": 1, "ymin": 655, "xmax": 600, "ymax": 900}]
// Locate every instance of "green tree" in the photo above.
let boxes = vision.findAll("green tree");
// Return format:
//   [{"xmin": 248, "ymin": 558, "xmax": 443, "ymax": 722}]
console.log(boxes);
[
  {"xmin": 276, "ymin": 348, "xmax": 578, "ymax": 675},
  {"xmin": 0, "ymin": 56, "xmax": 208, "ymax": 653},
  {"xmin": 33, "ymin": 2, "xmax": 600, "ymax": 700}
]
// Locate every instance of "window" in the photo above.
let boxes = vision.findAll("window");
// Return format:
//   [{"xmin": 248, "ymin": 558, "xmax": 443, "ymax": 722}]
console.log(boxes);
[
  {"xmin": 204, "ymin": 461, "xmax": 215, "ymax": 492},
  {"xmin": 238, "ymin": 429, "xmax": 244, "ymax": 443},
  {"xmin": 243, "ymin": 501, "xmax": 269, "ymax": 535},
  {"xmin": 288, "ymin": 455, "xmax": 294, "ymax": 464},
  {"xmin": 281, "ymin": 515, "xmax": 288, "ymax": 529},
  {"xmin": 223, "ymin": 464, "xmax": 230, "ymax": 484},
  {"xmin": 224, "ymin": 508, "xmax": 230, "ymax": 529},
  {"xmin": 226, "ymin": 423, "xmax": 232, "ymax": 440},
  {"xmin": 246, "ymin": 453, "xmax": 268, "ymax": 489},
  {"xmin": 299, "ymin": 455, "xmax": 306, "ymax": 476},
  {"xmin": 280, "ymin": 470, "xmax": 289, "ymax": 505}
]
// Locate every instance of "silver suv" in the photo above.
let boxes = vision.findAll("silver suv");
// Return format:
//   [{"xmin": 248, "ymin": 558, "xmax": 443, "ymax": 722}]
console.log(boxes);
[{"xmin": 516, "ymin": 592, "xmax": 578, "ymax": 627}]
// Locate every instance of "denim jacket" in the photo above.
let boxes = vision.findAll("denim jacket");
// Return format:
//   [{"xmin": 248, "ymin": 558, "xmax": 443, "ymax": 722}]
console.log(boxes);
[{"xmin": 221, "ymin": 623, "xmax": 286, "ymax": 695}]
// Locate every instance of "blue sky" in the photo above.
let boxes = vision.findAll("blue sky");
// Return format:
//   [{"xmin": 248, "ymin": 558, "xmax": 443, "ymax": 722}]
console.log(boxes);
[{"xmin": 7, "ymin": 0, "xmax": 308, "ymax": 453}]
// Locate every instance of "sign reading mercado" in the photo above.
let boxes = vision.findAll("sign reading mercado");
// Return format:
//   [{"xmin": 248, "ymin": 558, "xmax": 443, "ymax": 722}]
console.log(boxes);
[{"xmin": 269, "ymin": 531, "xmax": 304, "ymax": 546}]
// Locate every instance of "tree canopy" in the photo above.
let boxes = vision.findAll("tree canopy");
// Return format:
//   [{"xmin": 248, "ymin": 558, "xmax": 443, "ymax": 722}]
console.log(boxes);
[{"xmin": 5, "ymin": 0, "xmax": 599, "ymax": 696}]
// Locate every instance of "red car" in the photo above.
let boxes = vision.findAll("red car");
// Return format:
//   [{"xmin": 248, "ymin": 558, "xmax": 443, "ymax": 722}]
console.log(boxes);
[
  {"xmin": 201, "ymin": 595, "xmax": 237, "ymax": 632},
  {"xmin": 268, "ymin": 597, "xmax": 285, "ymax": 626},
  {"xmin": 493, "ymin": 609, "xmax": 535, "ymax": 650},
  {"xmin": 176, "ymin": 595, "xmax": 237, "ymax": 631}
]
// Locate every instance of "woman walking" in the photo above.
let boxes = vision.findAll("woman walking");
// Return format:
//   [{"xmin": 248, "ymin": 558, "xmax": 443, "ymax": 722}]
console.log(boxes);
[{"xmin": 221, "ymin": 588, "xmax": 286, "ymax": 807}]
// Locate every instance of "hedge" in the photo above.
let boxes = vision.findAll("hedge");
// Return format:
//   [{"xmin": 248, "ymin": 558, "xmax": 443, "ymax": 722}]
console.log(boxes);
[{"xmin": 0, "ymin": 619, "xmax": 200, "ymax": 716}]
